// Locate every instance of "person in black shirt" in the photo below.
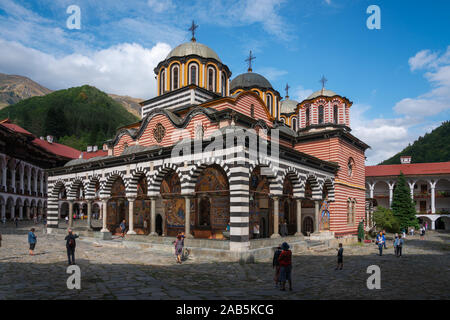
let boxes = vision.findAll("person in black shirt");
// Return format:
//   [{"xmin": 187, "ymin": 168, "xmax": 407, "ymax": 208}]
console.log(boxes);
[
  {"xmin": 335, "ymin": 243, "xmax": 343, "ymax": 270},
  {"xmin": 272, "ymin": 246, "xmax": 282, "ymax": 288},
  {"xmin": 65, "ymin": 228, "xmax": 79, "ymax": 265}
]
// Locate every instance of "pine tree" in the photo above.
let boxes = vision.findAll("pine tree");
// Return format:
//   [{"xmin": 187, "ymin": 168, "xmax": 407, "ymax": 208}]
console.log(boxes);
[{"xmin": 391, "ymin": 172, "xmax": 420, "ymax": 230}]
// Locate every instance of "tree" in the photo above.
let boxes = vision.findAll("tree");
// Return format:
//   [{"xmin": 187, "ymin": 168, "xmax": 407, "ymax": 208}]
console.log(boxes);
[
  {"xmin": 358, "ymin": 220, "xmax": 365, "ymax": 241},
  {"xmin": 373, "ymin": 207, "xmax": 399, "ymax": 233},
  {"xmin": 391, "ymin": 172, "xmax": 420, "ymax": 231}
]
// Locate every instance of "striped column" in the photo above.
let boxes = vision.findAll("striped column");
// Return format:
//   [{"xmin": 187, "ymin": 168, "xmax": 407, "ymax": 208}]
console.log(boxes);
[
  {"xmin": 68, "ymin": 200, "xmax": 74, "ymax": 228},
  {"xmin": 47, "ymin": 192, "xmax": 59, "ymax": 229},
  {"xmin": 184, "ymin": 196, "xmax": 193, "ymax": 238},
  {"xmin": 229, "ymin": 163, "xmax": 250, "ymax": 252},
  {"xmin": 295, "ymin": 199, "xmax": 302, "ymax": 236},
  {"xmin": 87, "ymin": 200, "xmax": 92, "ymax": 230},
  {"xmin": 101, "ymin": 199, "xmax": 108, "ymax": 233}
]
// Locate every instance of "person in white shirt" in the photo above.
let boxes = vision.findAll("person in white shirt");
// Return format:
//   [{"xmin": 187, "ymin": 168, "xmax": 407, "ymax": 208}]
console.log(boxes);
[{"xmin": 253, "ymin": 223, "xmax": 260, "ymax": 239}]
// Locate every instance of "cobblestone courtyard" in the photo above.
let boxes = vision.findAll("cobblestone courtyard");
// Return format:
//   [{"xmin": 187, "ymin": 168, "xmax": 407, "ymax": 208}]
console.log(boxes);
[{"xmin": 0, "ymin": 223, "xmax": 449, "ymax": 300}]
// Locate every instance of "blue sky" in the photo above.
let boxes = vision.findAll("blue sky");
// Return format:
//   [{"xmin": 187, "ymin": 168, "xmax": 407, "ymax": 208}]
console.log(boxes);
[{"xmin": 0, "ymin": 0, "xmax": 449, "ymax": 164}]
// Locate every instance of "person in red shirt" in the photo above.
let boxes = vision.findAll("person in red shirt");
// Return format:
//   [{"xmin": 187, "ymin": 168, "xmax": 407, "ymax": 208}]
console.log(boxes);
[{"xmin": 278, "ymin": 242, "xmax": 292, "ymax": 291}]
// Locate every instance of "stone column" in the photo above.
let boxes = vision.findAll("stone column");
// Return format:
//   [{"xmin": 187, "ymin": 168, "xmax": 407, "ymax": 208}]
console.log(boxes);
[
  {"xmin": 19, "ymin": 205, "xmax": 23, "ymax": 220},
  {"xmin": 271, "ymin": 197, "xmax": 280, "ymax": 238},
  {"xmin": 1, "ymin": 165, "xmax": 6, "ymax": 191},
  {"xmin": 11, "ymin": 169, "xmax": 16, "ymax": 192},
  {"xmin": 1, "ymin": 204, "xmax": 5, "ymax": 219},
  {"xmin": 431, "ymin": 219, "xmax": 436, "ymax": 230},
  {"xmin": 369, "ymin": 184, "xmax": 374, "ymax": 199},
  {"xmin": 430, "ymin": 181, "xmax": 436, "ymax": 214},
  {"xmin": 295, "ymin": 199, "xmax": 303, "ymax": 236},
  {"xmin": 40, "ymin": 173, "xmax": 44, "ymax": 196},
  {"xmin": 184, "ymin": 196, "xmax": 193, "ymax": 238},
  {"xmin": 33, "ymin": 170, "xmax": 38, "ymax": 195},
  {"xmin": 26, "ymin": 206, "xmax": 30, "ymax": 220},
  {"xmin": 389, "ymin": 183, "xmax": 395, "ymax": 208},
  {"xmin": 27, "ymin": 169, "xmax": 31, "ymax": 194},
  {"xmin": 101, "ymin": 199, "xmax": 109, "ymax": 232},
  {"xmin": 149, "ymin": 197, "xmax": 157, "ymax": 236},
  {"xmin": 20, "ymin": 169, "xmax": 24, "ymax": 194},
  {"xmin": 127, "ymin": 198, "xmax": 136, "ymax": 235},
  {"xmin": 68, "ymin": 201, "xmax": 74, "ymax": 228},
  {"xmin": 314, "ymin": 200, "xmax": 320, "ymax": 233},
  {"xmin": 87, "ymin": 200, "xmax": 92, "ymax": 230}
]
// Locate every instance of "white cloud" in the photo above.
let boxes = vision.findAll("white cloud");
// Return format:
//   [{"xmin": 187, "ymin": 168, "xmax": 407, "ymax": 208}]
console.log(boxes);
[
  {"xmin": 396, "ymin": 46, "xmax": 450, "ymax": 117},
  {"xmin": 0, "ymin": 39, "xmax": 171, "ymax": 99},
  {"xmin": 293, "ymin": 85, "xmax": 313, "ymax": 101},
  {"xmin": 147, "ymin": 0, "xmax": 175, "ymax": 13},
  {"xmin": 258, "ymin": 67, "xmax": 288, "ymax": 82}
]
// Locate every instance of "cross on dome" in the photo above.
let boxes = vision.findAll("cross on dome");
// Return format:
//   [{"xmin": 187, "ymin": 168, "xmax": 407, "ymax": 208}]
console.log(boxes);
[
  {"xmin": 285, "ymin": 83, "xmax": 290, "ymax": 99},
  {"xmin": 319, "ymin": 75, "xmax": 328, "ymax": 91},
  {"xmin": 189, "ymin": 20, "xmax": 198, "ymax": 42},
  {"xmin": 245, "ymin": 50, "xmax": 256, "ymax": 72}
]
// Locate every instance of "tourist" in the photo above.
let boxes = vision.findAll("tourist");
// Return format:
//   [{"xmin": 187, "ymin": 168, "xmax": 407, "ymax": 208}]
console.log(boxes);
[
  {"xmin": 120, "ymin": 219, "xmax": 127, "ymax": 238},
  {"xmin": 402, "ymin": 229, "xmax": 406, "ymax": 239},
  {"xmin": 376, "ymin": 231, "xmax": 385, "ymax": 256},
  {"xmin": 272, "ymin": 245, "xmax": 282, "ymax": 288},
  {"xmin": 253, "ymin": 222, "xmax": 260, "ymax": 239},
  {"xmin": 335, "ymin": 243, "xmax": 343, "ymax": 270},
  {"xmin": 382, "ymin": 229, "xmax": 388, "ymax": 249},
  {"xmin": 393, "ymin": 233, "xmax": 399, "ymax": 256},
  {"xmin": 420, "ymin": 226, "xmax": 425, "ymax": 240},
  {"xmin": 278, "ymin": 242, "xmax": 292, "ymax": 291},
  {"xmin": 173, "ymin": 233, "xmax": 184, "ymax": 264},
  {"xmin": 425, "ymin": 222, "xmax": 428, "ymax": 230},
  {"xmin": 396, "ymin": 235, "xmax": 404, "ymax": 257},
  {"xmin": 28, "ymin": 228, "xmax": 37, "ymax": 256},
  {"xmin": 280, "ymin": 220, "xmax": 288, "ymax": 237},
  {"xmin": 65, "ymin": 215, "xmax": 69, "ymax": 224},
  {"xmin": 14, "ymin": 216, "xmax": 18, "ymax": 228},
  {"xmin": 65, "ymin": 228, "xmax": 79, "ymax": 265},
  {"xmin": 43, "ymin": 217, "xmax": 47, "ymax": 234},
  {"xmin": 226, "ymin": 222, "xmax": 230, "ymax": 232}
]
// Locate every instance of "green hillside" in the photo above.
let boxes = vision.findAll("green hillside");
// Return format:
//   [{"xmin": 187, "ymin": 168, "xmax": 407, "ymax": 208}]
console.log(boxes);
[
  {"xmin": 0, "ymin": 85, "xmax": 139, "ymax": 151},
  {"xmin": 381, "ymin": 121, "xmax": 450, "ymax": 165}
]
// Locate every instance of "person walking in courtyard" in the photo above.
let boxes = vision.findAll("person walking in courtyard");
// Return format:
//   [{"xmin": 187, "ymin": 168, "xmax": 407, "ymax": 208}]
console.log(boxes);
[
  {"xmin": 420, "ymin": 226, "xmax": 425, "ymax": 240},
  {"xmin": 396, "ymin": 235, "xmax": 404, "ymax": 257},
  {"xmin": 120, "ymin": 219, "xmax": 126, "ymax": 238},
  {"xmin": 376, "ymin": 231, "xmax": 385, "ymax": 256},
  {"xmin": 173, "ymin": 233, "xmax": 184, "ymax": 264},
  {"xmin": 382, "ymin": 229, "xmax": 388, "ymax": 249},
  {"xmin": 28, "ymin": 228, "xmax": 37, "ymax": 256},
  {"xmin": 65, "ymin": 228, "xmax": 79, "ymax": 265},
  {"xmin": 335, "ymin": 243, "xmax": 344, "ymax": 270},
  {"xmin": 278, "ymin": 242, "xmax": 292, "ymax": 291},
  {"xmin": 280, "ymin": 220, "xmax": 288, "ymax": 237},
  {"xmin": 393, "ymin": 233, "xmax": 399, "ymax": 256},
  {"xmin": 14, "ymin": 216, "xmax": 18, "ymax": 228},
  {"xmin": 65, "ymin": 215, "xmax": 69, "ymax": 224},
  {"xmin": 272, "ymin": 245, "xmax": 282, "ymax": 288}
]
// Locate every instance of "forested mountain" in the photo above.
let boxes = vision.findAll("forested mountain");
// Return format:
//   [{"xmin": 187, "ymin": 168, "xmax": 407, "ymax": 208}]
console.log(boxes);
[
  {"xmin": 381, "ymin": 121, "xmax": 450, "ymax": 164},
  {"xmin": 0, "ymin": 85, "xmax": 139, "ymax": 150}
]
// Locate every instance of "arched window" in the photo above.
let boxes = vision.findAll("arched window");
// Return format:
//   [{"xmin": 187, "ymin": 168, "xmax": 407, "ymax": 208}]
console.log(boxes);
[
  {"xmin": 333, "ymin": 105, "xmax": 339, "ymax": 124},
  {"xmin": 189, "ymin": 63, "xmax": 199, "ymax": 85},
  {"xmin": 252, "ymin": 90, "xmax": 260, "ymax": 97},
  {"xmin": 318, "ymin": 105, "xmax": 324, "ymax": 124},
  {"xmin": 159, "ymin": 70, "xmax": 165, "ymax": 95},
  {"xmin": 221, "ymin": 73, "xmax": 227, "ymax": 96},
  {"xmin": 171, "ymin": 65, "xmax": 179, "ymax": 90},
  {"xmin": 348, "ymin": 158, "xmax": 355, "ymax": 177},
  {"xmin": 207, "ymin": 66, "xmax": 215, "ymax": 91},
  {"xmin": 292, "ymin": 117, "xmax": 297, "ymax": 131},
  {"xmin": 305, "ymin": 107, "xmax": 310, "ymax": 126},
  {"xmin": 267, "ymin": 94, "xmax": 273, "ymax": 115}
]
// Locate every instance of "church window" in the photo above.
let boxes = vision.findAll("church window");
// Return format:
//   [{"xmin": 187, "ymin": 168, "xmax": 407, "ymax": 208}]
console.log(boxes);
[
  {"xmin": 208, "ymin": 67, "xmax": 215, "ymax": 91},
  {"xmin": 189, "ymin": 63, "xmax": 199, "ymax": 85},
  {"xmin": 160, "ymin": 70, "xmax": 165, "ymax": 95},
  {"xmin": 221, "ymin": 73, "xmax": 227, "ymax": 96},
  {"xmin": 171, "ymin": 65, "xmax": 179, "ymax": 90},
  {"xmin": 250, "ymin": 104, "xmax": 255, "ymax": 118},
  {"xmin": 347, "ymin": 200, "xmax": 352, "ymax": 224},
  {"xmin": 333, "ymin": 105, "xmax": 339, "ymax": 124},
  {"xmin": 305, "ymin": 107, "xmax": 310, "ymax": 126},
  {"xmin": 348, "ymin": 158, "xmax": 354, "ymax": 177},
  {"xmin": 318, "ymin": 105, "xmax": 324, "ymax": 124},
  {"xmin": 267, "ymin": 94, "xmax": 273, "ymax": 115},
  {"xmin": 292, "ymin": 117, "xmax": 297, "ymax": 131}
]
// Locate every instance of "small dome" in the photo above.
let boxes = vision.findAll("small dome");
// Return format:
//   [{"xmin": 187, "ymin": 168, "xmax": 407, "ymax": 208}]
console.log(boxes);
[
  {"xmin": 166, "ymin": 41, "xmax": 221, "ymax": 62},
  {"xmin": 306, "ymin": 88, "xmax": 338, "ymax": 100},
  {"xmin": 230, "ymin": 72, "xmax": 273, "ymax": 91},
  {"xmin": 280, "ymin": 98, "xmax": 299, "ymax": 114}
]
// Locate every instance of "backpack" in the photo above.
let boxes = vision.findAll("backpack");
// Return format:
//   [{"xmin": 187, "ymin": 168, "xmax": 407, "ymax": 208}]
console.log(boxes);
[{"xmin": 69, "ymin": 237, "xmax": 75, "ymax": 247}]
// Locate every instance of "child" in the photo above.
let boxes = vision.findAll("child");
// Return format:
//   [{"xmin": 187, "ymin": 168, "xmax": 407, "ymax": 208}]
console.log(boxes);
[
  {"xmin": 28, "ymin": 228, "xmax": 37, "ymax": 256},
  {"xmin": 120, "ymin": 219, "xmax": 126, "ymax": 238},
  {"xmin": 376, "ymin": 231, "xmax": 385, "ymax": 256},
  {"xmin": 397, "ymin": 235, "xmax": 404, "ymax": 257},
  {"xmin": 278, "ymin": 242, "xmax": 292, "ymax": 291},
  {"xmin": 335, "ymin": 243, "xmax": 343, "ymax": 270},
  {"xmin": 393, "ymin": 233, "xmax": 399, "ymax": 256}
]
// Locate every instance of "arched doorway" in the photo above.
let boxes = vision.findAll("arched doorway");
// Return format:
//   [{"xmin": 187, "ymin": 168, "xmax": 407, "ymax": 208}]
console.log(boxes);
[
  {"xmin": 250, "ymin": 166, "xmax": 271, "ymax": 239},
  {"xmin": 194, "ymin": 165, "xmax": 230, "ymax": 239},
  {"xmin": 134, "ymin": 175, "xmax": 150, "ymax": 235},
  {"xmin": 6, "ymin": 198, "xmax": 14, "ymax": 220},
  {"xmin": 303, "ymin": 216, "xmax": 314, "ymax": 235},
  {"xmin": 106, "ymin": 177, "xmax": 127, "ymax": 234},
  {"xmin": 435, "ymin": 217, "xmax": 446, "ymax": 230},
  {"xmin": 161, "ymin": 170, "xmax": 182, "ymax": 237},
  {"xmin": 156, "ymin": 214, "xmax": 163, "ymax": 236},
  {"xmin": 282, "ymin": 177, "xmax": 295, "ymax": 235}
]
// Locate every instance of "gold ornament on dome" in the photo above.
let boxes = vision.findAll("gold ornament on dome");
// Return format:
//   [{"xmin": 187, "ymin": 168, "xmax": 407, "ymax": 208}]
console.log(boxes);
[{"xmin": 153, "ymin": 123, "xmax": 166, "ymax": 143}]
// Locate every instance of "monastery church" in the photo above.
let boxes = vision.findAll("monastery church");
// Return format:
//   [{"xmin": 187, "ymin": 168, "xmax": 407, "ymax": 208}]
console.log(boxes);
[{"xmin": 47, "ymin": 23, "xmax": 369, "ymax": 258}]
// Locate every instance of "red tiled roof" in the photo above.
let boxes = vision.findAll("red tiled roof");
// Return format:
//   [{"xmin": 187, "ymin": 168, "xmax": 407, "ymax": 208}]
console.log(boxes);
[
  {"xmin": 81, "ymin": 150, "xmax": 108, "ymax": 159},
  {"xmin": 366, "ymin": 162, "xmax": 450, "ymax": 177},
  {"xmin": 1, "ymin": 118, "xmax": 81, "ymax": 159},
  {"xmin": 32, "ymin": 138, "xmax": 81, "ymax": 159}
]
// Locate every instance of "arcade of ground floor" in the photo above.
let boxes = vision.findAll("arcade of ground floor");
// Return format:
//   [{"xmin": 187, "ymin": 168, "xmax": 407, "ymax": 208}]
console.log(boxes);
[{"xmin": 0, "ymin": 224, "xmax": 448, "ymax": 300}]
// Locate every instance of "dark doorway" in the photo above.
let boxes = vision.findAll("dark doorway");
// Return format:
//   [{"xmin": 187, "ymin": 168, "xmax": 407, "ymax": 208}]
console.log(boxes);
[
  {"xmin": 260, "ymin": 217, "xmax": 267, "ymax": 239},
  {"xmin": 303, "ymin": 216, "xmax": 314, "ymax": 236},
  {"xmin": 199, "ymin": 197, "xmax": 211, "ymax": 227},
  {"xmin": 156, "ymin": 214, "xmax": 163, "ymax": 236},
  {"xmin": 435, "ymin": 218, "xmax": 445, "ymax": 230}
]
